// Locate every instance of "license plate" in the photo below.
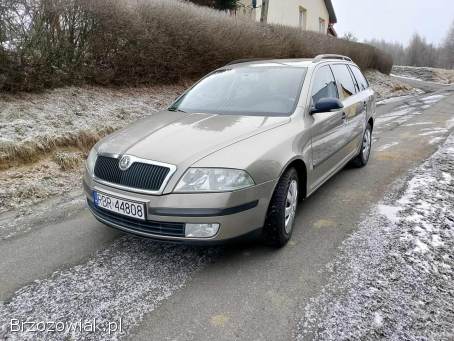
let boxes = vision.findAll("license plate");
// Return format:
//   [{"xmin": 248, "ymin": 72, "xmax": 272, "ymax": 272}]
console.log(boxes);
[{"xmin": 93, "ymin": 191, "xmax": 146, "ymax": 220}]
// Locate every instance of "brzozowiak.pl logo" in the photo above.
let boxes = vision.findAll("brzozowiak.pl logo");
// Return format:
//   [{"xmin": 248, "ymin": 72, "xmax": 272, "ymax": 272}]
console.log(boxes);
[{"xmin": 8, "ymin": 318, "xmax": 123, "ymax": 336}]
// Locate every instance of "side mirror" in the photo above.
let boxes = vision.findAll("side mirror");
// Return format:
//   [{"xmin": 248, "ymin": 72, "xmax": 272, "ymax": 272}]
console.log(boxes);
[{"xmin": 311, "ymin": 98, "xmax": 344, "ymax": 114}]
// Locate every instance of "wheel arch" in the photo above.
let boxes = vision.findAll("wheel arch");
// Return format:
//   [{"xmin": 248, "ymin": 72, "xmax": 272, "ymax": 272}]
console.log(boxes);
[
  {"xmin": 279, "ymin": 158, "xmax": 308, "ymax": 199},
  {"xmin": 368, "ymin": 117, "xmax": 374, "ymax": 131}
]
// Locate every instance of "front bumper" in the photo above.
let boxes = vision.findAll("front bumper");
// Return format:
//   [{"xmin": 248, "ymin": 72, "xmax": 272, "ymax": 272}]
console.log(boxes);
[{"xmin": 84, "ymin": 173, "xmax": 276, "ymax": 243}]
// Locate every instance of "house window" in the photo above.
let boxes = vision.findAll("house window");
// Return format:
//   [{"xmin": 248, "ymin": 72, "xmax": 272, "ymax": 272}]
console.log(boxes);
[
  {"xmin": 319, "ymin": 18, "xmax": 326, "ymax": 33},
  {"xmin": 299, "ymin": 6, "xmax": 307, "ymax": 30},
  {"xmin": 260, "ymin": 0, "xmax": 268, "ymax": 23}
]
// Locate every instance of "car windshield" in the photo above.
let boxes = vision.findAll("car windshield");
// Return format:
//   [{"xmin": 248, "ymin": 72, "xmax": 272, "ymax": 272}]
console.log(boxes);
[{"xmin": 169, "ymin": 66, "xmax": 307, "ymax": 116}]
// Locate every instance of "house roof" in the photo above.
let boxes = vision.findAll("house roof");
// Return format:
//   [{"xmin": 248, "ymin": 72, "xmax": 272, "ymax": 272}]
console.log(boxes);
[
  {"xmin": 328, "ymin": 24, "xmax": 337, "ymax": 37},
  {"xmin": 324, "ymin": 0, "xmax": 337, "ymax": 24}
]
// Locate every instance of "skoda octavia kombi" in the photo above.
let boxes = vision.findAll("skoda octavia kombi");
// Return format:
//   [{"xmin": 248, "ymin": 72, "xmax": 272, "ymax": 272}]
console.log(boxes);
[{"xmin": 84, "ymin": 55, "xmax": 376, "ymax": 247}]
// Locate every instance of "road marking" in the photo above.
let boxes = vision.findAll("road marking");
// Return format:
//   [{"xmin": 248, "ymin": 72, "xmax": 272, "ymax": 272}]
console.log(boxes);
[
  {"xmin": 313, "ymin": 219, "xmax": 336, "ymax": 229},
  {"xmin": 210, "ymin": 314, "xmax": 230, "ymax": 327}
]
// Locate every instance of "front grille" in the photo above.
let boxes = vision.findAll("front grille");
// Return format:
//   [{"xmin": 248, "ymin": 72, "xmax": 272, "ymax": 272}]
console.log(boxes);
[
  {"xmin": 88, "ymin": 200, "xmax": 185, "ymax": 237},
  {"xmin": 94, "ymin": 156, "xmax": 170, "ymax": 192}
]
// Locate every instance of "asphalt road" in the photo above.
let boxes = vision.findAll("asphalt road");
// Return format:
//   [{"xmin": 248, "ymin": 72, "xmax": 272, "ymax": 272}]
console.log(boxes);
[{"xmin": 1, "ymin": 82, "xmax": 453, "ymax": 340}]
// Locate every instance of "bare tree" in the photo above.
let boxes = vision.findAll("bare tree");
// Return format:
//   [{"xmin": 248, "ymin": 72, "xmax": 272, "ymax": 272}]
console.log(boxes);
[
  {"xmin": 366, "ymin": 39, "xmax": 407, "ymax": 65},
  {"xmin": 441, "ymin": 21, "xmax": 454, "ymax": 68},
  {"xmin": 342, "ymin": 32, "xmax": 358, "ymax": 42}
]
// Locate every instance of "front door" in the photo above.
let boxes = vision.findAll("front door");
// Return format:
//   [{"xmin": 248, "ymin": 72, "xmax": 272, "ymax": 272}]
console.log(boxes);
[{"xmin": 309, "ymin": 65, "xmax": 348, "ymax": 190}]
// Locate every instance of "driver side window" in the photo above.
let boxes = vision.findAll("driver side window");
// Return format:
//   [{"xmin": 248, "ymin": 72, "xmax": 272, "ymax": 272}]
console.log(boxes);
[{"xmin": 311, "ymin": 66, "xmax": 339, "ymax": 106}]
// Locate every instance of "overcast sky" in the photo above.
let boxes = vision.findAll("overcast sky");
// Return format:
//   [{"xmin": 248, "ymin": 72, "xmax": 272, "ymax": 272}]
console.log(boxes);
[{"xmin": 331, "ymin": 0, "xmax": 454, "ymax": 46}]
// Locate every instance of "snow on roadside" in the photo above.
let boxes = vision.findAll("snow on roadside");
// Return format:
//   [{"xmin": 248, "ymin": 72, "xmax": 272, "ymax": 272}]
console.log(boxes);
[
  {"xmin": 0, "ymin": 236, "xmax": 219, "ymax": 341},
  {"xmin": 296, "ymin": 133, "xmax": 454, "ymax": 340},
  {"xmin": 376, "ymin": 95, "xmax": 413, "ymax": 106},
  {"xmin": 365, "ymin": 70, "xmax": 421, "ymax": 102},
  {"xmin": 392, "ymin": 66, "xmax": 454, "ymax": 85},
  {"xmin": 375, "ymin": 94, "xmax": 446, "ymax": 132},
  {"xmin": 375, "ymin": 142, "xmax": 399, "ymax": 152},
  {"xmin": 422, "ymin": 94, "xmax": 446, "ymax": 104}
]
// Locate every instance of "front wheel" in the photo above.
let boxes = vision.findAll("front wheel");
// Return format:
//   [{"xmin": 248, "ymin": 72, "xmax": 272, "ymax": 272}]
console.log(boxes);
[
  {"xmin": 351, "ymin": 123, "xmax": 372, "ymax": 168},
  {"xmin": 262, "ymin": 168, "xmax": 299, "ymax": 248}
]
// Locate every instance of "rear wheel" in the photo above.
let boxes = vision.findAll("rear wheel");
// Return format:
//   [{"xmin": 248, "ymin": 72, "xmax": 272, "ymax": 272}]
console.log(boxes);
[
  {"xmin": 262, "ymin": 168, "xmax": 299, "ymax": 248},
  {"xmin": 351, "ymin": 123, "xmax": 372, "ymax": 168}
]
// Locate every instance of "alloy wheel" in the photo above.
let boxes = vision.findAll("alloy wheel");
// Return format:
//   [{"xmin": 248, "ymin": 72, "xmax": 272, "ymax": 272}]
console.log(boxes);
[{"xmin": 284, "ymin": 180, "xmax": 298, "ymax": 234}]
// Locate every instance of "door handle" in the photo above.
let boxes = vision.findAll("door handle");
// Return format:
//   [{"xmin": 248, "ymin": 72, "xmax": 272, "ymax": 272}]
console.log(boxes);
[{"xmin": 341, "ymin": 112, "xmax": 347, "ymax": 121}]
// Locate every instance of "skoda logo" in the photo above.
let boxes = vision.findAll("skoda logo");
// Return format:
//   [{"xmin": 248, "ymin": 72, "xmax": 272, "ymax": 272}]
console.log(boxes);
[{"xmin": 119, "ymin": 155, "xmax": 132, "ymax": 171}]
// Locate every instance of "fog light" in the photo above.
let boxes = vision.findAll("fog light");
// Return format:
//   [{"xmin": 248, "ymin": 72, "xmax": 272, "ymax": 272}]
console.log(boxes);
[{"xmin": 185, "ymin": 223, "xmax": 220, "ymax": 238}]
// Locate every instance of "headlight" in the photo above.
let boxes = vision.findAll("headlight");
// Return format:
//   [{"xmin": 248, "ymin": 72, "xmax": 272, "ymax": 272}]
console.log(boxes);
[
  {"xmin": 86, "ymin": 148, "xmax": 98, "ymax": 176},
  {"xmin": 174, "ymin": 168, "xmax": 255, "ymax": 192}
]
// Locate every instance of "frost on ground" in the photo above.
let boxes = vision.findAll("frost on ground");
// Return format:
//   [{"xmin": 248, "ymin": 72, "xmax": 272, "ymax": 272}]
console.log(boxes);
[
  {"xmin": 365, "ymin": 70, "xmax": 421, "ymax": 102},
  {"xmin": 0, "ymin": 154, "xmax": 87, "ymax": 239},
  {"xmin": 0, "ymin": 83, "xmax": 187, "ymax": 166},
  {"xmin": 0, "ymin": 84, "xmax": 187, "ymax": 225},
  {"xmin": 0, "ymin": 153, "xmax": 83, "ymax": 214},
  {"xmin": 297, "ymin": 134, "xmax": 454, "ymax": 340},
  {"xmin": 392, "ymin": 65, "xmax": 454, "ymax": 85},
  {"xmin": 0, "ymin": 236, "xmax": 219, "ymax": 341}
]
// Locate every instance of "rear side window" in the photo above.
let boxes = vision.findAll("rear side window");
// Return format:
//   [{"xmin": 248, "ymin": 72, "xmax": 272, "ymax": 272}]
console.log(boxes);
[
  {"xmin": 331, "ymin": 64, "xmax": 357, "ymax": 99},
  {"xmin": 350, "ymin": 65, "xmax": 369, "ymax": 91},
  {"xmin": 311, "ymin": 66, "xmax": 338, "ymax": 105}
]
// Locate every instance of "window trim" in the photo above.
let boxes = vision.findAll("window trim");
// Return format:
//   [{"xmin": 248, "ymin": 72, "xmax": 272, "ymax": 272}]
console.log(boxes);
[
  {"xmin": 308, "ymin": 64, "xmax": 339, "ymax": 109},
  {"xmin": 350, "ymin": 65, "xmax": 370, "ymax": 91},
  {"xmin": 347, "ymin": 65, "xmax": 360, "ymax": 93},
  {"xmin": 330, "ymin": 63, "xmax": 358, "ymax": 98}
]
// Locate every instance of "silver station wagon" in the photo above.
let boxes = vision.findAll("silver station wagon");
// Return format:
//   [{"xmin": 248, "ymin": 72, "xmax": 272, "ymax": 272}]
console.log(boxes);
[{"xmin": 84, "ymin": 55, "xmax": 375, "ymax": 247}]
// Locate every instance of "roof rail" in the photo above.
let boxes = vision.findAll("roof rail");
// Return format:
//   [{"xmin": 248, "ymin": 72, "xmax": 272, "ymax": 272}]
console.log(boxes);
[
  {"xmin": 312, "ymin": 54, "xmax": 352, "ymax": 63},
  {"xmin": 225, "ymin": 58, "xmax": 271, "ymax": 66}
]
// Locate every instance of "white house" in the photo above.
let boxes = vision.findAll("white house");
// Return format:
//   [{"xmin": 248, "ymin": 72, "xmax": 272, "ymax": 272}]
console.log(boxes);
[{"xmin": 237, "ymin": 0, "xmax": 337, "ymax": 36}]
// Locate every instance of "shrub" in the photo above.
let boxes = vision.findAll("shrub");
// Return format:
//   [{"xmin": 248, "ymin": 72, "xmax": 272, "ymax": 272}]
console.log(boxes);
[{"xmin": 0, "ymin": 0, "xmax": 392, "ymax": 92}]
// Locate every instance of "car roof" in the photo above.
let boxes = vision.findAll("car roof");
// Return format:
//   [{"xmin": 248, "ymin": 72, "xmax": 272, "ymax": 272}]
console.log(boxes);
[
  {"xmin": 224, "ymin": 56, "xmax": 355, "ymax": 69},
  {"xmin": 225, "ymin": 59, "xmax": 313, "ymax": 68}
]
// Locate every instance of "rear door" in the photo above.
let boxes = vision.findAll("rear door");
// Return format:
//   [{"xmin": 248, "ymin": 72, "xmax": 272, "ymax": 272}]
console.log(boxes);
[
  {"xmin": 330, "ymin": 64, "xmax": 364, "ymax": 156},
  {"xmin": 309, "ymin": 65, "xmax": 347, "ymax": 188},
  {"xmin": 350, "ymin": 64, "xmax": 375, "ymax": 118}
]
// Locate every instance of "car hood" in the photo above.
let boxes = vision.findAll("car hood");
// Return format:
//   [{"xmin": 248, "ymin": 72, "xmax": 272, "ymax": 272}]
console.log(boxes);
[{"xmin": 97, "ymin": 110, "xmax": 290, "ymax": 166}]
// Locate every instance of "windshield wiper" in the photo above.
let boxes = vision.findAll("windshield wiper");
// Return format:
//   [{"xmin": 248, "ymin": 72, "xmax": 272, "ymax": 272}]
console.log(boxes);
[{"xmin": 168, "ymin": 108, "xmax": 187, "ymax": 113}]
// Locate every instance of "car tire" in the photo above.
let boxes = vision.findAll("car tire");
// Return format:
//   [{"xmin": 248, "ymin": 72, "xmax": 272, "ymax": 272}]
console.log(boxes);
[
  {"xmin": 351, "ymin": 123, "xmax": 372, "ymax": 168},
  {"xmin": 262, "ymin": 167, "xmax": 299, "ymax": 248}
]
